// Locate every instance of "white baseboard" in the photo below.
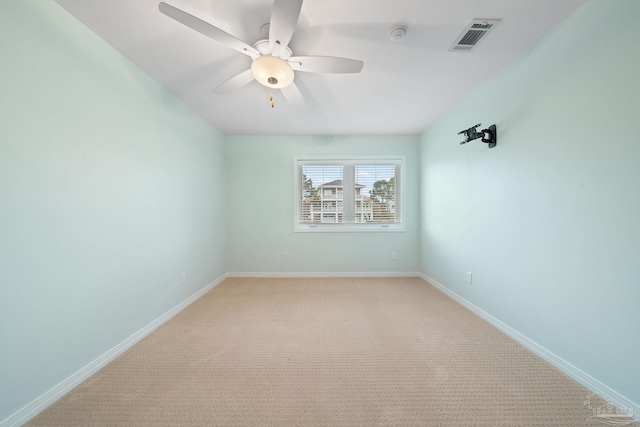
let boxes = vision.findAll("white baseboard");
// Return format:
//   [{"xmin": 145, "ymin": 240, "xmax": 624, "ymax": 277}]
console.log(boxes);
[
  {"xmin": 228, "ymin": 271, "xmax": 421, "ymax": 278},
  {"xmin": 419, "ymin": 273, "xmax": 639, "ymax": 423},
  {"xmin": 0, "ymin": 274, "xmax": 228, "ymax": 427}
]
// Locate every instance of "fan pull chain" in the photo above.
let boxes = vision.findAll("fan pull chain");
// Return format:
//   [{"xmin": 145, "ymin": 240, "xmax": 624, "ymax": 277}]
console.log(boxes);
[{"xmin": 270, "ymin": 94, "xmax": 275, "ymax": 108}]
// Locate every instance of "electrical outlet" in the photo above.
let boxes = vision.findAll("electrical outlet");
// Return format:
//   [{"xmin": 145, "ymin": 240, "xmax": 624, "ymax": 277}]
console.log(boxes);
[
  {"xmin": 391, "ymin": 251, "xmax": 397, "ymax": 260},
  {"xmin": 466, "ymin": 271, "xmax": 472, "ymax": 284},
  {"xmin": 180, "ymin": 272, "xmax": 186, "ymax": 284},
  {"xmin": 285, "ymin": 252, "xmax": 291, "ymax": 261}
]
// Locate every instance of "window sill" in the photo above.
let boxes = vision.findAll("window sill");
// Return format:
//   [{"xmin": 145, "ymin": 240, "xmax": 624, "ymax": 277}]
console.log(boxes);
[{"xmin": 295, "ymin": 223, "xmax": 405, "ymax": 233}]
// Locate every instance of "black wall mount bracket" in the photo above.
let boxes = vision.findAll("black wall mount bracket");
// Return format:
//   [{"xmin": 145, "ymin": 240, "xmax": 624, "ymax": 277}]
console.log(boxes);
[{"xmin": 458, "ymin": 123, "xmax": 497, "ymax": 148}]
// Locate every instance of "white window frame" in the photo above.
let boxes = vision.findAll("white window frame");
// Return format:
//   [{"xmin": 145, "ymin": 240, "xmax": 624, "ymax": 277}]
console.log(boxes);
[{"xmin": 294, "ymin": 156, "xmax": 405, "ymax": 233}]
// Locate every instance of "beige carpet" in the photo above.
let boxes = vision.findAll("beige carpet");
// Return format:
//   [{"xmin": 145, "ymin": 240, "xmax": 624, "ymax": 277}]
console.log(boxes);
[{"xmin": 27, "ymin": 277, "xmax": 606, "ymax": 426}]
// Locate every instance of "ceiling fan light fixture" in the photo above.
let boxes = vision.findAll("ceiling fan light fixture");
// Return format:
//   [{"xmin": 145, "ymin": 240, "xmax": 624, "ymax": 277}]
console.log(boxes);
[{"xmin": 251, "ymin": 55, "xmax": 294, "ymax": 89}]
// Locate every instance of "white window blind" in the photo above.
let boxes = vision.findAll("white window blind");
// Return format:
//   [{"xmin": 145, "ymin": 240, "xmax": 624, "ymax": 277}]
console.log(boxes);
[{"xmin": 295, "ymin": 157, "xmax": 404, "ymax": 232}]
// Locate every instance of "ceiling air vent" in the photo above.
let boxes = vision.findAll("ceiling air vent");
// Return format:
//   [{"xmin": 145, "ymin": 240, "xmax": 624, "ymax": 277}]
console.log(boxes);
[{"xmin": 450, "ymin": 19, "xmax": 501, "ymax": 52}]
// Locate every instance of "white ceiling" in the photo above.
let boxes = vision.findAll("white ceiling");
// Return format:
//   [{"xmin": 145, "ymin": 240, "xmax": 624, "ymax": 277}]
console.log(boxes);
[{"xmin": 54, "ymin": 0, "xmax": 586, "ymax": 135}]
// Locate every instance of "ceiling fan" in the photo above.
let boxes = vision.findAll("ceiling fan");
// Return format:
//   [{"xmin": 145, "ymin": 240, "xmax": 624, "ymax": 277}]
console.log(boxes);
[{"xmin": 158, "ymin": 0, "xmax": 364, "ymax": 106}]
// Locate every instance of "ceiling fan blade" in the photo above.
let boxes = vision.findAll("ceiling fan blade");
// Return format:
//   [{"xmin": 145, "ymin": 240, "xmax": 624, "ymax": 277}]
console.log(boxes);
[
  {"xmin": 288, "ymin": 56, "xmax": 363, "ymax": 74},
  {"xmin": 269, "ymin": 0, "xmax": 303, "ymax": 51},
  {"xmin": 213, "ymin": 69, "xmax": 255, "ymax": 95},
  {"xmin": 281, "ymin": 82, "xmax": 305, "ymax": 107},
  {"xmin": 159, "ymin": 2, "xmax": 259, "ymax": 58}
]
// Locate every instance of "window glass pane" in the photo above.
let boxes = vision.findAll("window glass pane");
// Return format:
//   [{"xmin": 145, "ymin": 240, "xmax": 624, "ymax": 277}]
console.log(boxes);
[
  {"xmin": 300, "ymin": 165, "xmax": 343, "ymax": 224},
  {"xmin": 354, "ymin": 165, "xmax": 397, "ymax": 223}
]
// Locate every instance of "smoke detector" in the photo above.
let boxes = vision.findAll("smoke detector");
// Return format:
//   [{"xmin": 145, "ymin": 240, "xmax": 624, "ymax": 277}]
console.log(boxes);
[{"xmin": 390, "ymin": 26, "xmax": 407, "ymax": 42}]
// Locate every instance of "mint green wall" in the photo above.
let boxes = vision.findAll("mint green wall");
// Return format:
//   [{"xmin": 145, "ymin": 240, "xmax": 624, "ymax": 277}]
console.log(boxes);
[
  {"xmin": 419, "ymin": 0, "xmax": 639, "ymax": 407},
  {"xmin": 0, "ymin": 1, "xmax": 227, "ymax": 421},
  {"xmin": 225, "ymin": 135, "xmax": 420, "ymax": 274}
]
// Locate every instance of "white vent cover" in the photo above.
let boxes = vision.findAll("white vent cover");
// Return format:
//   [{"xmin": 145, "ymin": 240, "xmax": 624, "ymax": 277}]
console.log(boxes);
[{"xmin": 449, "ymin": 19, "xmax": 501, "ymax": 52}]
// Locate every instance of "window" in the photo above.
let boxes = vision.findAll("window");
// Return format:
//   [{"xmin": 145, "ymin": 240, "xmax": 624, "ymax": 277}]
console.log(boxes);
[{"xmin": 294, "ymin": 157, "xmax": 404, "ymax": 232}]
